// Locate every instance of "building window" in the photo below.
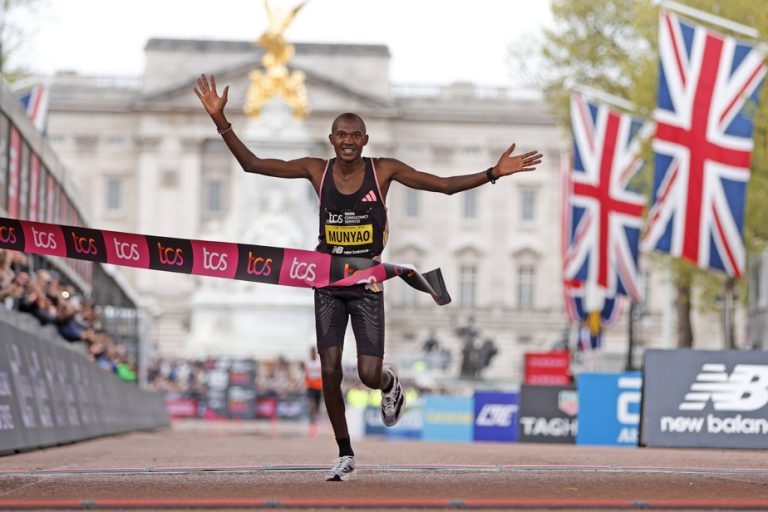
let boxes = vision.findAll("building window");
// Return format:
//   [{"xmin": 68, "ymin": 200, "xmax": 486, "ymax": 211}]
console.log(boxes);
[
  {"xmin": 404, "ymin": 188, "xmax": 420, "ymax": 218},
  {"xmin": 459, "ymin": 265, "xmax": 477, "ymax": 307},
  {"xmin": 520, "ymin": 189, "xmax": 536, "ymax": 221},
  {"xmin": 517, "ymin": 264, "xmax": 535, "ymax": 309},
  {"xmin": 106, "ymin": 177, "xmax": 122, "ymax": 211},
  {"xmin": 463, "ymin": 189, "xmax": 477, "ymax": 219},
  {"xmin": 205, "ymin": 180, "xmax": 224, "ymax": 214}
]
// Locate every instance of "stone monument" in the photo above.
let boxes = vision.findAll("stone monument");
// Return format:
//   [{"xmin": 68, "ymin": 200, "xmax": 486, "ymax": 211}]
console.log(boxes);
[{"xmin": 188, "ymin": 0, "xmax": 318, "ymax": 361}]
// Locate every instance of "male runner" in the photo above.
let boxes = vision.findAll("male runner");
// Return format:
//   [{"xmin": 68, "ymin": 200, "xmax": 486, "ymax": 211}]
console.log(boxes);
[{"xmin": 194, "ymin": 74, "xmax": 542, "ymax": 481}]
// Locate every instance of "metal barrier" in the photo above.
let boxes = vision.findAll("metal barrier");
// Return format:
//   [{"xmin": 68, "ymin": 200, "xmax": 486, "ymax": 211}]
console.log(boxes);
[{"xmin": 0, "ymin": 308, "xmax": 168, "ymax": 454}]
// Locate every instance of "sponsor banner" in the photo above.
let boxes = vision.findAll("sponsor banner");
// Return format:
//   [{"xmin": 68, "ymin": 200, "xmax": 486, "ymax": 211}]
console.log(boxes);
[
  {"xmin": 235, "ymin": 245, "xmax": 283, "ymax": 285},
  {"xmin": 103, "ymin": 231, "xmax": 150, "ymax": 268},
  {"xmin": 0, "ymin": 217, "xmax": 449, "ymax": 305},
  {"xmin": 642, "ymin": 349, "xmax": 768, "ymax": 449},
  {"xmin": 0, "ymin": 315, "xmax": 169, "ymax": 453},
  {"xmin": 279, "ymin": 249, "xmax": 329, "ymax": 288},
  {"xmin": 255, "ymin": 397, "xmax": 277, "ymax": 419},
  {"xmin": 191, "ymin": 240, "xmax": 238, "ymax": 279},
  {"xmin": 276, "ymin": 394, "xmax": 305, "ymax": 420},
  {"xmin": 226, "ymin": 360, "xmax": 257, "ymax": 420},
  {"xmin": 422, "ymin": 396, "xmax": 473, "ymax": 442},
  {"xmin": 388, "ymin": 397, "xmax": 424, "ymax": 440},
  {"xmin": 524, "ymin": 351, "xmax": 571, "ymax": 386},
  {"xmin": 199, "ymin": 360, "xmax": 258, "ymax": 420},
  {"xmin": 165, "ymin": 398, "xmax": 198, "ymax": 418},
  {"xmin": 518, "ymin": 385, "xmax": 578, "ymax": 444},
  {"xmin": 363, "ymin": 406, "xmax": 388, "ymax": 437},
  {"xmin": 0, "ymin": 219, "xmax": 24, "ymax": 252},
  {"xmin": 146, "ymin": 235, "xmax": 194, "ymax": 274},
  {"xmin": 473, "ymin": 392, "xmax": 519, "ymax": 443},
  {"xmin": 21, "ymin": 221, "xmax": 66, "ymax": 258},
  {"xmin": 61, "ymin": 226, "xmax": 108, "ymax": 263},
  {"xmin": 576, "ymin": 372, "xmax": 641, "ymax": 447}
]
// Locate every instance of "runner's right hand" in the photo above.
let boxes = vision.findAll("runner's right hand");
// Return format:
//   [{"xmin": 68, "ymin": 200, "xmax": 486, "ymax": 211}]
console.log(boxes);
[{"xmin": 193, "ymin": 74, "xmax": 229, "ymax": 116}]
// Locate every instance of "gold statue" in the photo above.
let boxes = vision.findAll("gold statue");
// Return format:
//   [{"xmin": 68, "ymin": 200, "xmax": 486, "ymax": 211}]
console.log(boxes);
[{"xmin": 245, "ymin": 0, "xmax": 310, "ymax": 120}]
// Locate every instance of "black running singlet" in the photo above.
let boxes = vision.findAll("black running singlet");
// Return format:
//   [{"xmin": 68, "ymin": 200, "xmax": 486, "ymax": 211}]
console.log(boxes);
[{"xmin": 316, "ymin": 157, "xmax": 388, "ymax": 258}]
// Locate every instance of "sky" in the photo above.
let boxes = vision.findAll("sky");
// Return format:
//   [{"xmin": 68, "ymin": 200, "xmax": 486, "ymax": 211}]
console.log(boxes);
[{"xmin": 12, "ymin": 0, "xmax": 553, "ymax": 87}]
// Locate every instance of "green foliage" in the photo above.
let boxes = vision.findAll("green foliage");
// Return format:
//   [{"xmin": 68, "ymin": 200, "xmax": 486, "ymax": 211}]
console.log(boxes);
[{"xmin": 1, "ymin": 0, "xmax": 46, "ymax": 83}]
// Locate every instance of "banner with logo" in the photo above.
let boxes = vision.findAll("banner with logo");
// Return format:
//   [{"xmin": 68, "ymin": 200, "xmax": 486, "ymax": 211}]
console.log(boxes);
[
  {"xmin": 387, "ymin": 396, "xmax": 424, "ymax": 440},
  {"xmin": 473, "ymin": 391, "xmax": 519, "ymax": 443},
  {"xmin": 0, "ymin": 217, "xmax": 450, "ymax": 305},
  {"xmin": 422, "ymin": 396, "xmax": 474, "ymax": 442},
  {"xmin": 518, "ymin": 385, "xmax": 578, "ymax": 444},
  {"xmin": 642, "ymin": 349, "xmax": 768, "ymax": 449},
  {"xmin": 523, "ymin": 351, "xmax": 572, "ymax": 386},
  {"xmin": 576, "ymin": 372, "xmax": 641, "ymax": 447}
]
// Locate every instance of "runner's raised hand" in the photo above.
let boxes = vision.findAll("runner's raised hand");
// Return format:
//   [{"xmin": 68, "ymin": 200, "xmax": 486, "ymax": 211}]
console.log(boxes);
[{"xmin": 193, "ymin": 74, "xmax": 229, "ymax": 117}]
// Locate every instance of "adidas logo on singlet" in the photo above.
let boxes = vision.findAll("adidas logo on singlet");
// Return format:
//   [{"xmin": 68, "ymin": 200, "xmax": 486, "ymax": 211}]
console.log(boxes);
[{"xmin": 361, "ymin": 190, "xmax": 377, "ymax": 202}]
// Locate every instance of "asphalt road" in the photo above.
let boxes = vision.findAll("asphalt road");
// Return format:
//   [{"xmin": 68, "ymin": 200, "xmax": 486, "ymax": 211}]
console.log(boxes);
[{"xmin": 0, "ymin": 419, "xmax": 766, "ymax": 511}]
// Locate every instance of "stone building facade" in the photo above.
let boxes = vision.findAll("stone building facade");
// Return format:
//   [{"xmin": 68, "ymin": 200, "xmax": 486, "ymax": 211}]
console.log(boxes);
[{"xmin": 44, "ymin": 38, "xmax": 740, "ymax": 383}]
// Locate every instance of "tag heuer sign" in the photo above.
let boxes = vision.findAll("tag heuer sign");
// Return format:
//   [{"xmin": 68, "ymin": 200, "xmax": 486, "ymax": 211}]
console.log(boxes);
[
  {"xmin": 519, "ymin": 385, "xmax": 577, "ymax": 444},
  {"xmin": 641, "ymin": 349, "xmax": 768, "ymax": 449},
  {"xmin": 557, "ymin": 390, "xmax": 579, "ymax": 417}
]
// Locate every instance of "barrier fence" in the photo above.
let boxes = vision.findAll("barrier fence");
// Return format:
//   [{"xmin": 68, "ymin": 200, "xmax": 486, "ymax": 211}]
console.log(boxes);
[{"xmin": 0, "ymin": 309, "xmax": 168, "ymax": 454}]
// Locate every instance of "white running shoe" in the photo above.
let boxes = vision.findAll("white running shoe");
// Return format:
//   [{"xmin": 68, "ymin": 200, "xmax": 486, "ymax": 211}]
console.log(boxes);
[
  {"xmin": 325, "ymin": 455, "xmax": 355, "ymax": 481},
  {"xmin": 380, "ymin": 362, "xmax": 406, "ymax": 427}
]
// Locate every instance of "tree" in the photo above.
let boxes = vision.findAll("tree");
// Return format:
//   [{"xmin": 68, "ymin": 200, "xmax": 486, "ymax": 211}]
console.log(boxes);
[
  {"xmin": 533, "ymin": 0, "xmax": 768, "ymax": 348},
  {"xmin": 1, "ymin": 0, "xmax": 45, "ymax": 83}
]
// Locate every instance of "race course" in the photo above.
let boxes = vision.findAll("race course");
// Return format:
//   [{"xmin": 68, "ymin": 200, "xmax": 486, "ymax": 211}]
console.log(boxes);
[{"xmin": 0, "ymin": 420, "xmax": 767, "ymax": 511}]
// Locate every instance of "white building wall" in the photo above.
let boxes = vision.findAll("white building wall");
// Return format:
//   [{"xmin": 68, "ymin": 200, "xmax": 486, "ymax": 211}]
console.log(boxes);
[{"xmin": 44, "ymin": 39, "xmax": 749, "ymax": 384}]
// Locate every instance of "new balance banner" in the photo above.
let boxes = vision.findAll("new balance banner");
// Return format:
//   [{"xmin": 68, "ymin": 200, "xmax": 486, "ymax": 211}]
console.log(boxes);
[
  {"xmin": 576, "ymin": 372, "xmax": 641, "ymax": 447},
  {"xmin": 642, "ymin": 349, "xmax": 768, "ymax": 449},
  {"xmin": 518, "ymin": 385, "xmax": 578, "ymax": 444},
  {"xmin": 473, "ymin": 391, "xmax": 519, "ymax": 442},
  {"xmin": 0, "ymin": 217, "xmax": 450, "ymax": 305}
]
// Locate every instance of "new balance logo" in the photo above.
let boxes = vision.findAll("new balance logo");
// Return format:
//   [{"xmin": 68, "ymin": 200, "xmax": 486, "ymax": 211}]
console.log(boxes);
[
  {"xmin": 361, "ymin": 190, "xmax": 377, "ymax": 202},
  {"xmin": 679, "ymin": 364, "xmax": 768, "ymax": 412}
]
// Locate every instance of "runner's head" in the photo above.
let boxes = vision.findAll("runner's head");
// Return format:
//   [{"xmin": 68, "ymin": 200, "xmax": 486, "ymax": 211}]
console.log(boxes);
[{"xmin": 329, "ymin": 113, "xmax": 368, "ymax": 163}]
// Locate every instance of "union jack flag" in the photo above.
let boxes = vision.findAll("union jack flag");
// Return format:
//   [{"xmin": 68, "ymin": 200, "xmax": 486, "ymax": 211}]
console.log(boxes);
[
  {"xmin": 644, "ymin": 10, "xmax": 766, "ymax": 277},
  {"xmin": 563, "ymin": 93, "xmax": 651, "ymax": 302},
  {"xmin": 18, "ymin": 83, "xmax": 49, "ymax": 133},
  {"xmin": 562, "ymin": 279, "xmax": 623, "ymax": 328}
]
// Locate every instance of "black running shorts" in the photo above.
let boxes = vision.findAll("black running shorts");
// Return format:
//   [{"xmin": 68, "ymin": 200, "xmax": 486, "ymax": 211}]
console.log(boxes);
[{"xmin": 314, "ymin": 285, "xmax": 385, "ymax": 358}]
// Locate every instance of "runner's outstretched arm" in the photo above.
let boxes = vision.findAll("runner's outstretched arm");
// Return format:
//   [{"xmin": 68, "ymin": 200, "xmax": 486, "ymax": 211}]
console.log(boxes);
[
  {"xmin": 193, "ymin": 73, "xmax": 323, "ymax": 182},
  {"xmin": 383, "ymin": 144, "xmax": 543, "ymax": 195}
]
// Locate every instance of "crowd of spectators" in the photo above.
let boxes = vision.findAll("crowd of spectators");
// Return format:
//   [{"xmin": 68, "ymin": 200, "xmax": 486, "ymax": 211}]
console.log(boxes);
[
  {"xmin": 0, "ymin": 248, "xmax": 137, "ymax": 382},
  {"xmin": 147, "ymin": 356, "xmax": 304, "ymax": 398}
]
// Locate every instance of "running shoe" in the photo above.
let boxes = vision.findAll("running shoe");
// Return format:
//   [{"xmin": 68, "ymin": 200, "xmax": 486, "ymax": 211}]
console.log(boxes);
[
  {"xmin": 380, "ymin": 362, "xmax": 405, "ymax": 427},
  {"xmin": 325, "ymin": 455, "xmax": 355, "ymax": 481}
]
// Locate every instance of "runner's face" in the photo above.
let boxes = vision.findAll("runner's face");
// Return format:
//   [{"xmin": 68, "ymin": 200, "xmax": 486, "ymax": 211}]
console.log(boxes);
[{"xmin": 329, "ymin": 118, "xmax": 368, "ymax": 162}]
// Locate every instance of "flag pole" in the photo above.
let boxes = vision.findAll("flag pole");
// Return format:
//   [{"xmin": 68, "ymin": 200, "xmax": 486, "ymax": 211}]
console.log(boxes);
[
  {"xmin": 568, "ymin": 82, "xmax": 637, "ymax": 113},
  {"xmin": 656, "ymin": 0, "xmax": 760, "ymax": 39}
]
